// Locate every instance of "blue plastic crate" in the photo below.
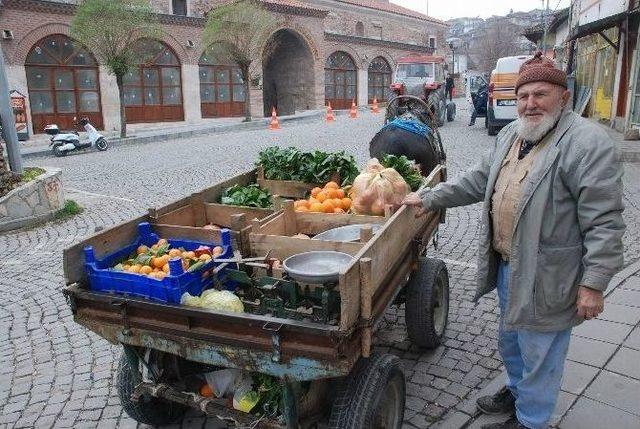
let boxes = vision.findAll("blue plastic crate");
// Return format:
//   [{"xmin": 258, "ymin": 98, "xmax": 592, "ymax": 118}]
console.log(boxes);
[{"xmin": 84, "ymin": 222, "xmax": 234, "ymax": 303}]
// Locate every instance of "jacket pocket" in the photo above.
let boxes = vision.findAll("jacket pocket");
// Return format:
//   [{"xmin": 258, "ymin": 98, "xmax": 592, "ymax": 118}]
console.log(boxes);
[{"xmin": 534, "ymin": 244, "xmax": 583, "ymax": 316}]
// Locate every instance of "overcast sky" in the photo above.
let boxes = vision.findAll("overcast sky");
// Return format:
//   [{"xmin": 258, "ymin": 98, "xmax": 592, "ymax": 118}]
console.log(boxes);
[{"xmin": 392, "ymin": 0, "xmax": 571, "ymax": 20}]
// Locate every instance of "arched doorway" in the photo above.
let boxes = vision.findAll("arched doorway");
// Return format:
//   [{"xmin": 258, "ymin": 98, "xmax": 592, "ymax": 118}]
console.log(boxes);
[
  {"xmin": 368, "ymin": 57, "xmax": 392, "ymax": 103},
  {"xmin": 325, "ymin": 51, "xmax": 357, "ymax": 110},
  {"xmin": 25, "ymin": 34, "xmax": 103, "ymax": 133},
  {"xmin": 123, "ymin": 39, "xmax": 183, "ymax": 123},
  {"xmin": 199, "ymin": 45, "xmax": 245, "ymax": 118},
  {"xmin": 262, "ymin": 29, "xmax": 315, "ymax": 116}
]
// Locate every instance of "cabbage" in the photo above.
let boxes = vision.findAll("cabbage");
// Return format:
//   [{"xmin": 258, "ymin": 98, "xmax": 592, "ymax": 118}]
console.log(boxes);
[{"xmin": 181, "ymin": 290, "xmax": 244, "ymax": 313}]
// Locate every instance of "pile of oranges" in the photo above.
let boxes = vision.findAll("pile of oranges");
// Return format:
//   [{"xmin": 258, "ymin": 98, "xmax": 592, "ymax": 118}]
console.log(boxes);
[
  {"xmin": 115, "ymin": 238, "xmax": 224, "ymax": 280},
  {"xmin": 294, "ymin": 181, "xmax": 352, "ymax": 214}
]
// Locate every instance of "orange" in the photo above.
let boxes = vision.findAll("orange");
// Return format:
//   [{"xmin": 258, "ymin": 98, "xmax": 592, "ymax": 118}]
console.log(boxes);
[
  {"xmin": 155, "ymin": 272, "xmax": 167, "ymax": 280},
  {"xmin": 123, "ymin": 264, "xmax": 131, "ymax": 271},
  {"xmin": 309, "ymin": 202, "xmax": 324, "ymax": 212},
  {"xmin": 308, "ymin": 197, "xmax": 319, "ymax": 205},
  {"xmin": 183, "ymin": 251, "xmax": 196, "ymax": 260},
  {"xmin": 325, "ymin": 181, "xmax": 339, "ymax": 189},
  {"xmin": 199, "ymin": 254, "xmax": 212, "ymax": 262},
  {"xmin": 200, "ymin": 384, "xmax": 214, "ymax": 397},
  {"xmin": 341, "ymin": 197, "xmax": 352, "ymax": 210},
  {"xmin": 137, "ymin": 245, "xmax": 149, "ymax": 255},
  {"xmin": 162, "ymin": 264, "xmax": 170, "ymax": 273},
  {"xmin": 316, "ymin": 191, "xmax": 328, "ymax": 203},
  {"xmin": 325, "ymin": 189, "xmax": 337, "ymax": 198},
  {"xmin": 294, "ymin": 199, "xmax": 309, "ymax": 209},
  {"xmin": 140, "ymin": 265, "xmax": 153, "ymax": 275},
  {"xmin": 157, "ymin": 238, "xmax": 168, "ymax": 247},
  {"xmin": 322, "ymin": 200, "xmax": 335, "ymax": 213},
  {"xmin": 335, "ymin": 189, "xmax": 345, "ymax": 199},
  {"xmin": 311, "ymin": 187, "xmax": 322, "ymax": 197},
  {"xmin": 333, "ymin": 208, "xmax": 345, "ymax": 214},
  {"xmin": 151, "ymin": 244, "xmax": 159, "ymax": 251},
  {"xmin": 129, "ymin": 264, "xmax": 142, "ymax": 274},
  {"xmin": 212, "ymin": 246, "xmax": 224, "ymax": 257},
  {"xmin": 168, "ymin": 248, "xmax": 181, "ymax": 257},
  {"xmin": 332, "ymin": 198, "xmax": 343, "ymax": 209},
  {"xmin": 296, "ymin": 206, "xmax": 310, "ymax": 212}
]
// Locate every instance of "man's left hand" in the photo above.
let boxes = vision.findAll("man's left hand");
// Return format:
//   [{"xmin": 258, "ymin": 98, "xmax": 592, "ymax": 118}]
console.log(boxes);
[{"xmin": 576, "ymin": 286, "xmax": 604, "ymax": 320}]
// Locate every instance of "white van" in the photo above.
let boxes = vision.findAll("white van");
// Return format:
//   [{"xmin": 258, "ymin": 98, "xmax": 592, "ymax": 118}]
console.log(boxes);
[{"xmin": 486, "ymin": 55, "xmax": 531, "ymax": 135}]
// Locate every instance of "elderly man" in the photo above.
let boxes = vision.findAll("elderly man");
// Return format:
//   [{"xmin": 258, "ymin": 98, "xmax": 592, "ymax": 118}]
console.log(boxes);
[{"xmin": 402, "ymin": 53, "xmax": 625, "ymax": 429}]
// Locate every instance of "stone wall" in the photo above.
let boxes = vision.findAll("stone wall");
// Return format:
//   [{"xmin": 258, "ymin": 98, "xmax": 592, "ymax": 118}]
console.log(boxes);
[{"xmin": 0, "ymin": 167, "xmax": 65, "ymax": 232}]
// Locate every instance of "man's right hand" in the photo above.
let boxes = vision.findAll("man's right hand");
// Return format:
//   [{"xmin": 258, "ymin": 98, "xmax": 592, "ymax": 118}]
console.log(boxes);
[{"xmin": 401, "ymin": 192, "xmax": 427, "ymax": 217}]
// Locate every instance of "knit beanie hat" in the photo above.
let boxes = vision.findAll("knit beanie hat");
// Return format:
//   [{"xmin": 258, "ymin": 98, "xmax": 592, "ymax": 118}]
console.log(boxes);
[{"xmin": 515, "ymin": 52, "xmax": 567, "ymax": 93}]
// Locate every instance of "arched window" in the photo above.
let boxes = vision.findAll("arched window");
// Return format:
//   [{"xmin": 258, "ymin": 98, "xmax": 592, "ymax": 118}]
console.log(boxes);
[
  {"xmin": 355, "ymin": 22, "xmax": 364, "ymax": 37},
  {"xmin": 123, "ymin": 39, "xmax": 183, "ymax": 123},
  {"xmin": 25, "ymin": 34, "xmax": 102, "ymax": 133},
  {"xmin": 199, "ymin": 45, "xmax": 245, "ymax": 118},
  {"xmin": 325, "ymin": 51, "xmax": 357, "ymax": 110},
  {"xmin": 368, "ymin": 57, "xmax": 392, "ymax": 103}
]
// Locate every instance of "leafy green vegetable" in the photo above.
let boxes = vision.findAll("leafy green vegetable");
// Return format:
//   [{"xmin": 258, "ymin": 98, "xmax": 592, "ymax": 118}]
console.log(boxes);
[
  {"xmin": 221, "ymin": 184, "xmax": 271, "ymax": 208},
  {"xmin": 253, "ymin": 373, "xmax": 283, "ymax": 416},
  {"xmin": 380, "ymin": 154, "xmax": 423, "ymax": 191},
  {"xmin": 257, "ymin": 147, "xmax": 358, "ymax": 186}
]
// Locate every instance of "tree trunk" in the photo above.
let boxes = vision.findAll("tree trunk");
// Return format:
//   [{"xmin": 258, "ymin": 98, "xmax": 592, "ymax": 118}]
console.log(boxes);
[
  {"xmin": 116, "ymin": 73, "xmax": 127, "ymax": 138},
  {"xmin": 242, "ymin": 66, "xmax": 252, "ymax": 122}
]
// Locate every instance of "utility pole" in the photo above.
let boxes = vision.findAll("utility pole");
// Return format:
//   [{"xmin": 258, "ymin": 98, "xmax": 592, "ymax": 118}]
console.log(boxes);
[
  {"xmin": 0, "ymin": 45, "xmax": 23, "ymax": 174},
  {"xmin": 542, "ymin": 0, "xmax": 550, "ymax": 54}
]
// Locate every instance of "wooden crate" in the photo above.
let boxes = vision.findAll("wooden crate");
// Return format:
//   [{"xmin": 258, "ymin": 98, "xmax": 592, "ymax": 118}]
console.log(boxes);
[{"xmin": 256, "ymin": 166, "xmax": 340, "ymax": 199}]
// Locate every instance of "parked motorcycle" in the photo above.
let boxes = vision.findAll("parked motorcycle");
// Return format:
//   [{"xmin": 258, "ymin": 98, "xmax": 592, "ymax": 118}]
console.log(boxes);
[{"xmin": 45, "ymin": 117, "xmax": 108, "ymax": 157}]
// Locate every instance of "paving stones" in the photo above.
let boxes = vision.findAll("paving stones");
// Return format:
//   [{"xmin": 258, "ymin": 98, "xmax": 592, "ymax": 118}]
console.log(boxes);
[
  {"xmin": 2, "ymin": 106, "xmax": 640, "ymax": 428},
  {"xmin": 561, "ymin": 396, "xmax": 640, "ymax": 429}
]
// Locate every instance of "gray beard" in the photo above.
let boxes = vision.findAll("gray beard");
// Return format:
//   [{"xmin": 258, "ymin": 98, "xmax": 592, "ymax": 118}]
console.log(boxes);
[{"xmin": 517, "ymin": 104, "xmax": 563, "ymax": 142}]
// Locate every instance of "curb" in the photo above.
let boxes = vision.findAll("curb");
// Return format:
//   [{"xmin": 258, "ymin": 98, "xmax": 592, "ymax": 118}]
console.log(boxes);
[
  {"xmin": 432, "ymin": 260, "xmax": 640, "ymax": 429},
  {"xmin": 20, "ymin": 110, "xmax": 326, "ymax": 159}
]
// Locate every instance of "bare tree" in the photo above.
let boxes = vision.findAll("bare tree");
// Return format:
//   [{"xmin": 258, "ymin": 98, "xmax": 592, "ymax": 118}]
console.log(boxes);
[
  {"xmin": 71, "ymin": 0, "xmax": 160, "ymax": 138},
  {"xmin": 475, "ymin": 20, "xmax": 523, "ymax": 73},
  {"xmin": 203, "ymin": 0, "xmax": 277, "ymax": 121}
]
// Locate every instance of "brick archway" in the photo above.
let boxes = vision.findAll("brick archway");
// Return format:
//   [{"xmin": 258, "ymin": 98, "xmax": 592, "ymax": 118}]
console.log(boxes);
[{"xmin": 262, "ymin": 28, "xmax": 316, "ymax": 116}]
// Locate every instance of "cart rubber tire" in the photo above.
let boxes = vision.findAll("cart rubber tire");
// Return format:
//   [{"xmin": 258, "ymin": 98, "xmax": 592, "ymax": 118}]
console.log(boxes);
[
  {"xmin": 405, "ymin": 257, "xmax": 449, "ymax": 349},
  {"xmin": 96, "ymin": 137, "xmax": 108, "ymax": 151},
  {"xmin": 52, "ymin": 144, "xmax": 66, "ymax": 157},
  {"xmin": 328, "ymin": 353, "xmax": 405, "ymax": 429},
  {"xmin": 116, "ymin": 352, "xmax": 186, "ymax": 426}
]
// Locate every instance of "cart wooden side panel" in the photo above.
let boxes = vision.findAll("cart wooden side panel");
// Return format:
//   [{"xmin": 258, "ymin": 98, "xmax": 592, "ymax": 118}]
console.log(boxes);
[{"xmin": 338, "ymin": 165, "xmax": 445, "ymax": 332}]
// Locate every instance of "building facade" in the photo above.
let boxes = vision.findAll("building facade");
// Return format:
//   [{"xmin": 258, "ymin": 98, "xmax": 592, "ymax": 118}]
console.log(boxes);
[{"xmin": 0, "ymin": 0, "xmax": 447, "ymax": 135}]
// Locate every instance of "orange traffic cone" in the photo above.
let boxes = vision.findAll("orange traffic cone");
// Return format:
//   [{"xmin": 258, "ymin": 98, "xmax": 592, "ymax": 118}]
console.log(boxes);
[
  {"xmin": 372, "ymin": 97, "xmax": 379, "ymax": 113},
  {"xmin": 269, "ymin": 107, "xmax": 280, "ymax": 130},
  {"xmin": 349, "ymin": 100, "xmax": 357, "ymax": 118},
  {"xmin": 326, "ymin": 102, "xmax": 335, "ymax": 122}
]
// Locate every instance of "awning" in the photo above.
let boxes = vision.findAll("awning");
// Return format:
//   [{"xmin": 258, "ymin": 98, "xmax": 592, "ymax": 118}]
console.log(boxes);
[{"xmin": 568, "ymin": 12, "xmax": 626, "ymax": 41}]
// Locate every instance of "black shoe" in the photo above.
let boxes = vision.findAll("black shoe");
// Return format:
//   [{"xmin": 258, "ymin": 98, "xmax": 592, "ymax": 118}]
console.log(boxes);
[
  {"xmin": 469, "ymin": 121, "xmax": 475, "ymax": 126},
  {"xmin": 476, "ymin": 386, "xmax": 516, "ymax": 415},
  {"xmin": 481, "ymin": 416, "xmax": 528, "ymax": 429}
]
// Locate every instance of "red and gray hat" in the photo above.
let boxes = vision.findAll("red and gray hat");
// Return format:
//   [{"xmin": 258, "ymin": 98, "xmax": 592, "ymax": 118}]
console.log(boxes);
[{"xmin": 515, "ymin": 52, "xmax": 567, "ymax": 93}]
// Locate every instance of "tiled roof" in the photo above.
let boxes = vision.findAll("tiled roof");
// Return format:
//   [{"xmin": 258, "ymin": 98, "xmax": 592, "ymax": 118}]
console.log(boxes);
[
  {"xmin": 260, "ymin": 0, "xmax": 329, "ymax": 16},
  {"xmin": 334, "ymin": 0, "xmax": 447, "ymax": 25}
]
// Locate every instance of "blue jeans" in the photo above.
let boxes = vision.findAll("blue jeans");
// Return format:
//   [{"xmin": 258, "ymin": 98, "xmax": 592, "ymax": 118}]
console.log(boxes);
[{"xmin": 497, "ymin": 261, "xmax": 571, "ymax": 429}]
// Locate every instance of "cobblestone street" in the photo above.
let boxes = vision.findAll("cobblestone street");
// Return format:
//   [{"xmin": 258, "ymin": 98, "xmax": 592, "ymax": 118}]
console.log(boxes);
[{"xmin": 2, "ymin": 106, "xmax": 640, "ymax": 428}]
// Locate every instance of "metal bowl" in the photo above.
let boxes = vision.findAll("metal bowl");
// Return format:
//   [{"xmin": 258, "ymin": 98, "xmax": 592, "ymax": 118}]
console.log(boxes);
[
  {"xmin": 282, "ymin": 251, "xmax": 354, "ymax": 284},
  {"xmin": 312, "ymin": 224, "xmax": 382, "ymax": 242}
]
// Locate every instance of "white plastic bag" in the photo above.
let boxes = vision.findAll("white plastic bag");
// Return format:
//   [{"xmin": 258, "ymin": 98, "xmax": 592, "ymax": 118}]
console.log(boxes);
[
  {"xmin": 204, "ymin": 368, "xmax": 243, "ymax": 398},
  {"xmin": 350, "ymin": 159, "xmax": 410, "ymax": 216}
]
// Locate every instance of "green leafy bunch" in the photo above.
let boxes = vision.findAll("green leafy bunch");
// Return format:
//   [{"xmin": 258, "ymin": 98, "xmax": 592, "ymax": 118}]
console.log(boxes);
[
  {"xmin": 380, "ymin": 154, "xmax": 424, "ymax": 191},
  {"xmin": 257, "ymin": 147, "xmax": 359, "ymax": 186},
  {"xmin": 221, "ymin": 184, "xmax": 271, "ymax": 208}
]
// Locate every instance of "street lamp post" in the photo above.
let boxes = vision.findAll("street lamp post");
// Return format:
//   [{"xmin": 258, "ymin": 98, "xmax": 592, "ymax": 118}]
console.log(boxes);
[
  {"xmin": 449, "ymin": 42, "xmax": 456, "ymax": 75},
  {"xmin": 0, "ymin": 45, "xmax": 23, "ymax": 174}
]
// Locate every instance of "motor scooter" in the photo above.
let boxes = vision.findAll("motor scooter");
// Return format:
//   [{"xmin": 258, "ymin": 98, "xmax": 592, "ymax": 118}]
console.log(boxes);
[{"xmin": 45, "ymin": 117, "xmax": 108, "ymax": 157}]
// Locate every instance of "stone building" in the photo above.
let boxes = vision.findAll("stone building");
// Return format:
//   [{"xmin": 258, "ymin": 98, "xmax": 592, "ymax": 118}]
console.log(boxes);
[{"xmin": 0, "ymin": 0, "xmax": 447, "ymax": 135}]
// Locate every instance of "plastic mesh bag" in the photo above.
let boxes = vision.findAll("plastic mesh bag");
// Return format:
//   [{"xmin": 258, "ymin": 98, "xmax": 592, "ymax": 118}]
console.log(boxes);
[{"xmin": 350, "ymin": 159, "xmax": 410, "ymax": 216}]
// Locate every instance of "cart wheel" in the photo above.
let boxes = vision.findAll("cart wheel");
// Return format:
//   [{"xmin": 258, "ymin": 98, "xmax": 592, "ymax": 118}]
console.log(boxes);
[
  {"xmin": 116, "ymin": 352, "xmax": 186, "ymax": 425},
  {"xmin": 328, "ymin": 353, "xmax": 405, "ymax": 429},
  {"xmin": 405, "ymin": 257, "xmax": 449, "ymax": 348}
]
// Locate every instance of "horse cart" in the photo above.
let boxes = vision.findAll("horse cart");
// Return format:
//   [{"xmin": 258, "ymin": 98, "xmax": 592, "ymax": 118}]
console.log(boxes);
[{"xmin": 62, "ymin": 113, "xmax": 449, "ymax": 428}]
